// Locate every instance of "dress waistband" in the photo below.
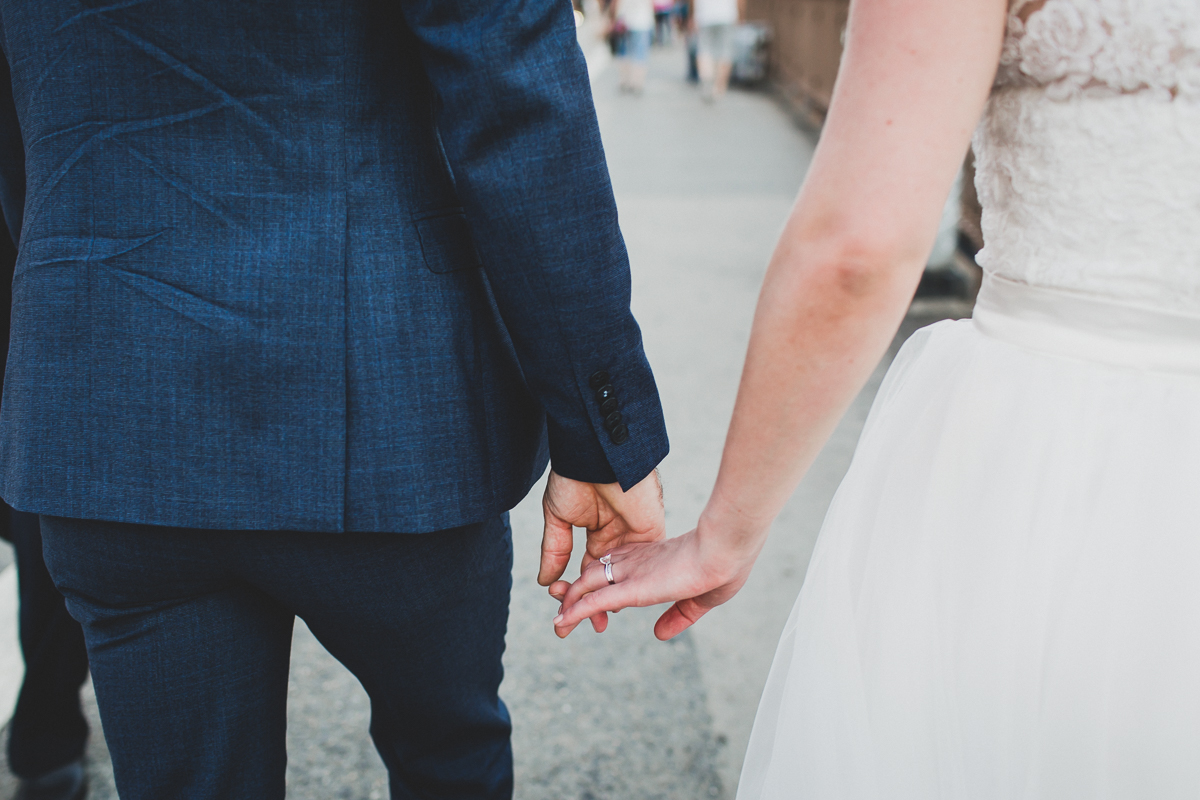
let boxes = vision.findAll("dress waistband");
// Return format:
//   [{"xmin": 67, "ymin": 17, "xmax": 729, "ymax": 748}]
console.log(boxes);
[{"xmin": 971, "ymin": 274, "xmax": 1200, "ymax": 374}]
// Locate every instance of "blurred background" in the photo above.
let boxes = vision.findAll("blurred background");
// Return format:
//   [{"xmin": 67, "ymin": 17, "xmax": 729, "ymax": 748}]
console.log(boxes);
[{"xmin": 0, "ymin": 4, "xmax": 984, "ymax": 798}]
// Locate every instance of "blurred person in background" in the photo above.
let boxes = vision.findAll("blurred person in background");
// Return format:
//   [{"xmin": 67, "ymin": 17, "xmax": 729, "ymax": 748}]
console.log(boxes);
[
  {"xmin": 0, "ymin": 173, "xmax": 89, "ymax": 800},
  {"xmin": 690, "ymin": 0, "xmax": 743, "ymax": 101},
  {"xmin": 613, "ymin": 0, "xmax": 656, "ymax": 94},
  {"xmin": 652, "ymin": 0, "xmax": 677, "ymax": 44},
  {"xmin": 1, "ymin": 510, "xmax": 89, "ymax": 800},
  {"xmin": 681, "ymin": 0, "xmax": 699, "ymax": 83}
]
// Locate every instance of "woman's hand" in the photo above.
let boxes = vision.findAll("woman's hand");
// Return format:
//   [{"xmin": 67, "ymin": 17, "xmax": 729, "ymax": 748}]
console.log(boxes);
[
  {"xmin": 554, "ymin": 0, "xmax": 1006, "ymax": 645},
  {"xmin": 540, "ymin": 469, "xmax": 666, "ymax": 633},
  {"xmin": 550, "ymin": 517, "xmax": 764, "ymax": 640}
]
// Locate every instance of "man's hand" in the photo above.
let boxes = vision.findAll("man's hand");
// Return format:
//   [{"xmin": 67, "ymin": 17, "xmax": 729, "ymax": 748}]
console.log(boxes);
[{"xmin": 539, "ymin": 469, "xmax": 665, "ymax": 632}]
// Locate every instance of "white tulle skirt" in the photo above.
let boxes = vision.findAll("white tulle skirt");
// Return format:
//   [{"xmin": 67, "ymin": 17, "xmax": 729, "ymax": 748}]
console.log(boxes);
[{"xmin": 738, "ymin": 276, "xmax": 1200, "ymax": 800}]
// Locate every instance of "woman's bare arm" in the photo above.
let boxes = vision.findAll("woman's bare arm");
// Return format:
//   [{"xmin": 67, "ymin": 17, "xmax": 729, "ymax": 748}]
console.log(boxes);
[{"xmin": 554, "ymin": 0, "xmax": 1008, "ymax": 638}]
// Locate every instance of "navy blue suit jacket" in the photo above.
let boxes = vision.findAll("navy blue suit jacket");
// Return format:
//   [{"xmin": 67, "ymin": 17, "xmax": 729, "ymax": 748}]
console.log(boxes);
[{"xmin": 0, "ymin": 0, "xmax": 668, "ymax": 532}]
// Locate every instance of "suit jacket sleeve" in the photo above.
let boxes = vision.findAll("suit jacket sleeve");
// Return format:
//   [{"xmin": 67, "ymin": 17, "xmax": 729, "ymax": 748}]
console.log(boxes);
[
  {"xmin": 0, "ymin": 38, "xmax": 21, "ymax": 386},
  {"xmin": 398, "ymin": 0, "xmax": 668, "ymax": 490},
  {"xmin": 0, "ymin": 39, "xmax": 21, "ymax": 538}
]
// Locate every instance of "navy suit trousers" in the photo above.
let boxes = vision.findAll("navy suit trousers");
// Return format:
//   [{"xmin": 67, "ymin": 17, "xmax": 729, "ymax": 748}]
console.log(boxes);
[{"xmin": 39, "ymin": 515, "xmax": 515, "ymax": 800}]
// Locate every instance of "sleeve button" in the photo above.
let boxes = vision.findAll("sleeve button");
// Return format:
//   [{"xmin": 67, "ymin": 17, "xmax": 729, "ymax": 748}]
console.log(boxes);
[
  {"xmin": 603, "ymin": 411, "xmax": 623, "ymax": 431},
  {"xmin": 594, "ymin": 384, "xmax": 616, "ymax": 403},
  {"xmin": 609, "ymin": 424, "xmax": 629, "ymax": 445},
  {"xmin": 599, "ymin": 397, "xmax": 619, "ymax": 416},
  {"xmin": 588, "ymin": 371, "xmax": 611, "ymax": 390}
]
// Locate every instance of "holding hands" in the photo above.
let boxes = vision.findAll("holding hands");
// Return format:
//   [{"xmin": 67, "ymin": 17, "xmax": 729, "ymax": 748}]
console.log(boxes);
[
  {"xmin": 538, "ymin": 469, "xmax": 667, "ymax": 632},
  {"xmin": 550, "ymin": 495, "xmax": 768, "ymax": 640}
]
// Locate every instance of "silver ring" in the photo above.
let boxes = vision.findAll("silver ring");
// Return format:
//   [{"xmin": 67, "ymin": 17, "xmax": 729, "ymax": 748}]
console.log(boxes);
[{"xmin": 600, "ymin": 553, "xmax": 615, "ymax": 585}]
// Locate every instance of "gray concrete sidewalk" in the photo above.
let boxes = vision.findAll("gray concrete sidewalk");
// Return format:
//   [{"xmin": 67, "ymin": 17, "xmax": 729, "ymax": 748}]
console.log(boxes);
[{"xmin": 0, "ymin": 38, "xmax": 969, "ymax": 800}]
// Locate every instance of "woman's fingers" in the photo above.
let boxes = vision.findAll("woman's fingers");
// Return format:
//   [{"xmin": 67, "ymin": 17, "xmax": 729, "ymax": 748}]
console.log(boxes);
[
  {"xmin": 653, "ymin": 598, "xmax": 711, "ymax": 640},
  {"xmin": 553, "ymin": 533, "xmax": 732, "ymax": 637},
  {"xmin": 555, "ymin": 539, "xmax": 690, "ymax": 634},
  {"xmin": 551, "ymin": 530, "xmax": 751, "ymax": 640},
  {"xmin": 556, "ymin": 559, "xmax": 614, "ymax": 623},
  {"xmin": 653, "ymin": 603, "xmax": 692, "ymax": 640},
  {"xmin": 554, "ymin": 582, "xmax": 634, "ymax": 635}
]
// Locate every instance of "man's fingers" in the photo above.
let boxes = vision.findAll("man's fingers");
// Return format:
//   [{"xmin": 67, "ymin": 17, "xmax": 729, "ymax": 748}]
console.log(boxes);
[
  {"xmin": 589, "ymin": 611, "xmax": 609, "ymax": 633},
  {"xmin": 539, "ymin": 510, "xmax": 575, "ymax": 587},
  {"xmin": 584, "ymin": 529, "xmax": 627, "ymax": 560}
]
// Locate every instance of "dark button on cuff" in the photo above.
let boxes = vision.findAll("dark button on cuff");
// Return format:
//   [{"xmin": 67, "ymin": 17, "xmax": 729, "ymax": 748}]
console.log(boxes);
[{"xmin": 588, "ymin": 372, "xmax": 628, "ymax": 445}]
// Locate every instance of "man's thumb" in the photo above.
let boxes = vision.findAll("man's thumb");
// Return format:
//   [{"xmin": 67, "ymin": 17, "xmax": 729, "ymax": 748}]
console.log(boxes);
[{"xmin": 538, "ymin": 512, "xmax": 575, "ymax": 586}]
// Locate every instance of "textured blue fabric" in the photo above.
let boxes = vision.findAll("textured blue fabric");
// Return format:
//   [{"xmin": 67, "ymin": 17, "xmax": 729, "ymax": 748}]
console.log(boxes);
[
  {"xmin": 41, "ymin": 514, "xmax": 516, "ymax": 799},
  {"xmin": 0, "ymin": 0, "xmax": 668, "ymax": 533}
]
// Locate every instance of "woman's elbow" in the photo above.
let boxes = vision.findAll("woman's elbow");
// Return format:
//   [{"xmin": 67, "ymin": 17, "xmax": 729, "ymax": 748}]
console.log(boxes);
[{"xmin": 795, "ymin": 235, "xmax": 927, "ymax": 302}]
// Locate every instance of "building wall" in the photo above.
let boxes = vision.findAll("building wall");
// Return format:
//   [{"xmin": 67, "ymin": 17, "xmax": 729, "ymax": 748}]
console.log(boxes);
[
  {"xmin": 745, "ymin": 0, "xmax": 984, "ymax": 272},
  {"xmin": 744, "ymin": 0, "xmax": 849, "ymax": 116}
]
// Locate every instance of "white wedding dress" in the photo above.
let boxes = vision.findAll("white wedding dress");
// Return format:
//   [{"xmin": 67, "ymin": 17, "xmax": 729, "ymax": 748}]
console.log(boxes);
[{"xmin": 737, "ymin": 2, "xmax": 1200, "ymax": 798}]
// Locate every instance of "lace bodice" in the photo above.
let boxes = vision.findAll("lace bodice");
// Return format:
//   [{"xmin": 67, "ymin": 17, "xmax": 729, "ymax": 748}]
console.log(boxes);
[
  {"xmin": 996, "ymin": 0, "xmax": 1200, "ymax": 101},
  {"xmin": 973, "ymin": 0, "xmax": 1200, "ymax": 312}
]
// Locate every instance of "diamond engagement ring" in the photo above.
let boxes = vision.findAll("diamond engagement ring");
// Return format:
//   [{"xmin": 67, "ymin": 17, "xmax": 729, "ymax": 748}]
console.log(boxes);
[{"xmin": 600, "ymin": 553, "xmax": 615, "ymax": 585}]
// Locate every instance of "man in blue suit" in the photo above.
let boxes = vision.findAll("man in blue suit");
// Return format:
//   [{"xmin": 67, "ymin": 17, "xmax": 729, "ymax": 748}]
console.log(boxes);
[{"xmin": 0, "ymin": 1, "xmax": 669, "ymax": 798}]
